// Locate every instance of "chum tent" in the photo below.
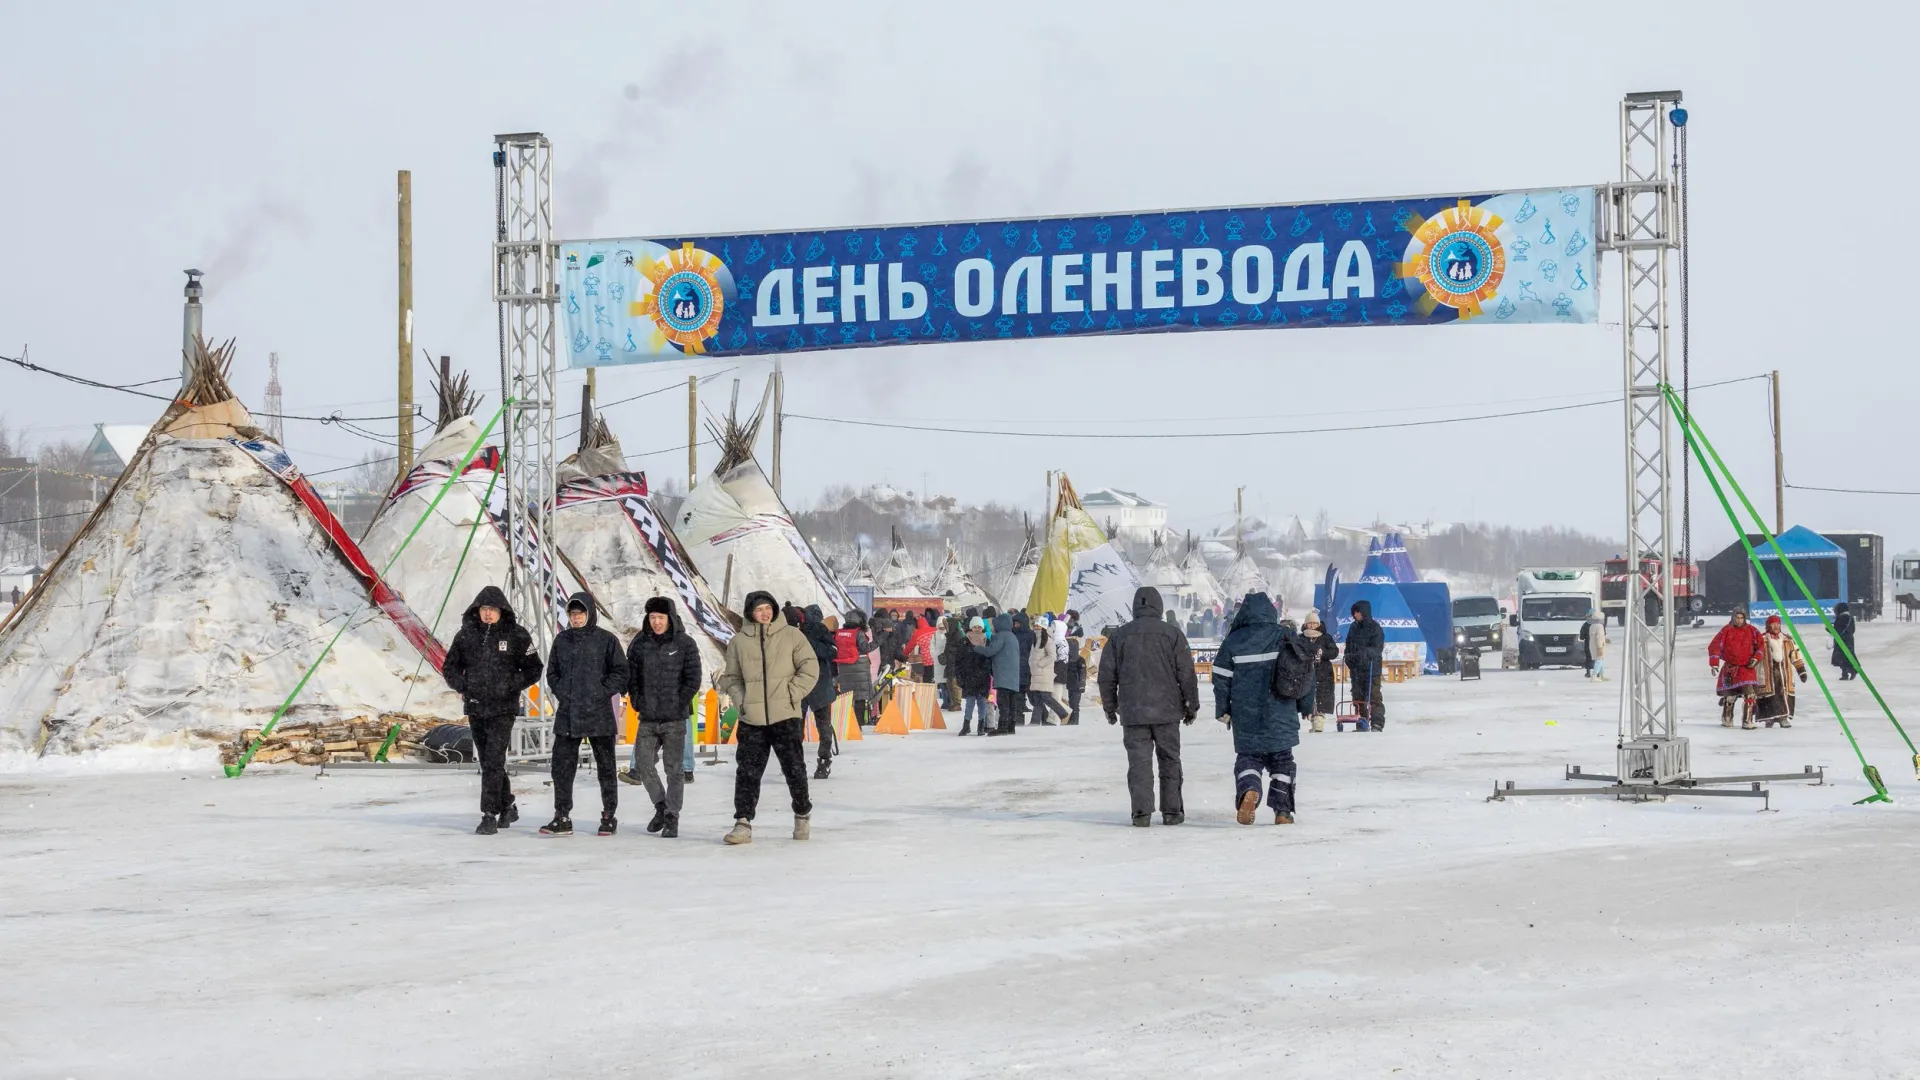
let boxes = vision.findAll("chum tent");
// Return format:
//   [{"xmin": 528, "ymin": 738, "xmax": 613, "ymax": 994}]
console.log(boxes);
[
  {"xmin": 997, "ymin": 517, "xmax": 1041, "ymax": 614},
  {"xmin": 1032, "ymin": 473, "xmax": 1140, "ymax": 631},
  {"xmin": 359, "ymin": 412, "xmax": 587, "ymax": 643},
  {"xmin": 0, "ymin": 338, "xmax": 459, "ymax": 755},
  {"xmin": 1219, "ymin": 544, "xmax": 1272, "ymax": 606},
  {"xmin": 873, "ymin": 525, "xmax": 926, "ymax": 598},
  {"xmin": 925, "ymin": 540, "xmax": 994, "ymax": 610},
  {"xmin": 1141, "ymin": 531, "xmax": 1189, "ymax": 599},
  {"xmin": 549, "ymin": 415, "xmax": 733, "ymax": 676},
  {"xmin": 676, "ymin": 397, "xmax": 853, "ymax": 615},
  {"xmin": 1178, "ymin": 532, "xmax": 1226, "ymax": 615}
]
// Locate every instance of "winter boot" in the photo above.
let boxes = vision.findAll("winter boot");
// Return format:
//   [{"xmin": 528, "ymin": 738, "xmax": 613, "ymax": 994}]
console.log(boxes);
[
  {"xmin": 1720, "ymin": 700, "xmax": 1736, "ymax": 727},
  {"xmin": 597, "ymin": 813, "xmax": 617, "ymax": 836},
  {"xmin": 724, "ymin": 819, "xmax": 753, "ymax": 845},
  {"xmin": 1310, "ymin": 714, "xmax": 1326, "ymax": 733},
  {"xmin": 660, "ymin": 813, "xmax": 679, "ymax": 839},
  {"xmin": 1163, "ymin": 812, "xmax": 1185, "ymax": 826},
  {"xmin": 1779, "ymin": 718, "xmax": 1793, "ymax": 728},
  {"xmin": 683, "ymin": 769, "xmax": 696, "ymax": 783},
  {"xmin": 793, "ymin": 814, "xmax": 811, "ymax": 841},
  {"xmin": 539, "ymin": 816, "xmax": 573, "ymax": 836},
  {"xmin": 475, "ymin": 814, "xmax": 499, "ymax": 835},
  {"xmin": 499, "ymin": 803, "xmax": 519, "ymax": 828},
  {"xmin": 1236, "ymin": 790, "xmax": 1260, "ymax": 826},
  {"xmin": 1274, "ymin": 812, "xmax": 1295, "ymax": 825},
  {"xmin": 617, "ymin": 767, "xmax": 643, "ymax": 786},
  {"xmin": 1131, "ymin": 814, "xmax": 1152, "ymax": 827},
  {"xmin": 647, "ymin": 803, "xmax": 668, "ymax": 834},
  {"xmin": 813, "ymin": 759, "xmax": 830, "ymax": 780}
]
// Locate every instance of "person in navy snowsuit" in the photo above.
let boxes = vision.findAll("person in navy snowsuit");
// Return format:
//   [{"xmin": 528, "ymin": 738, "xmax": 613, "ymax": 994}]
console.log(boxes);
[{"xmin": 1211, "ymin": 593, "xmax": 1303, "ymax": 824}]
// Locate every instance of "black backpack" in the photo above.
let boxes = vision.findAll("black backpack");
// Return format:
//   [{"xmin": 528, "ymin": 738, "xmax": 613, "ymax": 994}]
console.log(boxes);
[{"xmin": 1269, "ymin": 632, "xmax": 1316, "ymax": 701}]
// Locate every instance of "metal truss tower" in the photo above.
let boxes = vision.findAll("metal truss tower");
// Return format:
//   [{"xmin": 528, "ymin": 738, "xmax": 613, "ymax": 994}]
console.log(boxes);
[
  {"xmin": 1599, "ymin": 91, "xmax": 1685, "ymax": 784},
  {"xmin": 493, "ymin": 132, "xmax": 561, "ymax": 753}
]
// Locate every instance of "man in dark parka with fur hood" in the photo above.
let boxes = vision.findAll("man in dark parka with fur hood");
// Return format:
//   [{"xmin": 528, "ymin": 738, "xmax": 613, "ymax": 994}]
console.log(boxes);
[{"xmin": 441, "ymin": 585, "xmax": 544, "ymax": 835}]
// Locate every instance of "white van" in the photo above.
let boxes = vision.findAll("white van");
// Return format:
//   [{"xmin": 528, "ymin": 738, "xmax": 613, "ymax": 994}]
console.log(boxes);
[{"xmin": 1513, "ymin": 568, "xmax": 1601, "ymax": 670}]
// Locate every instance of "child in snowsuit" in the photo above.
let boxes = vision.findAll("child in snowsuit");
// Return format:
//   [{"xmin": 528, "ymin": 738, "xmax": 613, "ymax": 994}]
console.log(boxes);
[{"xmin": 1211, "ymin": 593, "xmax": 1304, "ymax": 824}]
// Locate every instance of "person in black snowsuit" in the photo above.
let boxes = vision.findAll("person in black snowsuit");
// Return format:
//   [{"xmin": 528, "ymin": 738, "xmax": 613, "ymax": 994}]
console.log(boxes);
[
  {"xmin": 1211, "ymin": 593, "xmax": 1306, "ymax": 825},
  {"xmin": 441, "ymin": 585, "xmax": 544, "ymax": 835},
  {"xmin": 541, "ymin": 592, "xmax": 628, "ymax": 836},
  {"xmin": 1098, "ymin": 587, "xmax": 1200, "ymax": 826},
  {"xmin": 1343, "ymin": 599, "xmax": 1386, "ymax": 732},
  {"xmin": 1831, "ymin": 602, "xmax": 1858, "ymax": 680},
  {"xmin": 802, "ymin": 603, "xmax": 839, "ymax": 779},
  {"xmin": 624, "ymin": 596, "xmax": 702, "ymax": 838}
]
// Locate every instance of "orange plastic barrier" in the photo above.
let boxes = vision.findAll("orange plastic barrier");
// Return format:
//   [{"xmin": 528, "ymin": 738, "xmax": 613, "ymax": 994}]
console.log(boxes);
[{"xmin": 874, "ymin": 691, "xmax": 910, "ymax": 735}]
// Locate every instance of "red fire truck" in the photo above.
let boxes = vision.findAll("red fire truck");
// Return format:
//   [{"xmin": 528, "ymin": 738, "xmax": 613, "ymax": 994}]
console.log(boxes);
[{"xmin": 1601, "ymin": 555, "xmax": 1702, "ymax": 625}]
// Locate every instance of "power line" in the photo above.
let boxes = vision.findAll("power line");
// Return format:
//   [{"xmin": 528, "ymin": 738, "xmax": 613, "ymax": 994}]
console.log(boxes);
[
  {"xmin": 786, "ymin": 375, "xmax": 1769, "ymax": 440},
  {"xmin": 1786, "ymin": 483, "xmax": 1920, "ymax": 497},
  {"xmin": 0, "ymin": 508, "xmax": 93, "ymax": 528},
  {"xmin": 1, "ymin": 350, "xmax": 423, "ymax": 424}
]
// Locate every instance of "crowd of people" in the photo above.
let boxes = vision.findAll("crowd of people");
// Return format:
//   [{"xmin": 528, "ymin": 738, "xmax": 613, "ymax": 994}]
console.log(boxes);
[
  {"xmin": 440, "ymin": 575, "xmax": 1873, "ymax": 842},
  {"xmin": 437, "ymin": 578, "xmax": 1399, "ymax": 841}
]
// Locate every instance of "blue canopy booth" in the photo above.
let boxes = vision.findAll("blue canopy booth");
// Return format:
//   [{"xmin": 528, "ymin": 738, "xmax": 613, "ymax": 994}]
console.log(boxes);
[{"xmin": 1747, "ymin": 525, "xmax": 1845, "ymax": 622}]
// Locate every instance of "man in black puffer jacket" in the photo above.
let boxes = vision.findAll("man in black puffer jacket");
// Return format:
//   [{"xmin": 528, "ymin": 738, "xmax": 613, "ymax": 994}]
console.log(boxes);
[
  {"xmin": 442, "ymin": 585, "xmax": 544, "ymax": 835},
  {"xmin": 542, "ymin": 592, "xmax": 628, "ymax": 836},
  {"xmin": 625, "ymin": 596, "xmax": 703, "ymax": 838},
  {"xmin": 1343, "ymin": 599, "xmax": 1386, "ymax": 732},
  {"xmin": 1097, "ymin": 587, "xmax": 1199, "ymax": 826}
]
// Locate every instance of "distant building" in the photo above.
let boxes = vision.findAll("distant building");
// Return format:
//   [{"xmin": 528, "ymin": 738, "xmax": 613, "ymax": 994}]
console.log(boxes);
[
  {"xmin": 1081, "ymin": 488, "xmax": 1166, "ymax": 541},
  {"xmin": 0, "ymin": 564, "xmax": 42, "ymax": 602},
  {"xmin": 85, "ymin": 424, "xmax": 149, "ymax": 480}
]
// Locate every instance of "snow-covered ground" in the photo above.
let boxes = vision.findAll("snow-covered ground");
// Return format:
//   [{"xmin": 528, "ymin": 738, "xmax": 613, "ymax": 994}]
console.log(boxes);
[{"xmin": 4, "ymin": 624, "xmax": 1919, "ymax": 1078}]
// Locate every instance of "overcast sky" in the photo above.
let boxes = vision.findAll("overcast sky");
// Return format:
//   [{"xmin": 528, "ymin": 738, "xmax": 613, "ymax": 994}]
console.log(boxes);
[{"xmin": 3, "ymin": 1, "xmax": 1913, "ymax": 557}]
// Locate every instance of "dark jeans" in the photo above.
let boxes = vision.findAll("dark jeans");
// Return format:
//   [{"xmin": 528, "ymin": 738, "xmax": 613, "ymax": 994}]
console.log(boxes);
[
  {"xmin": 733, "ymin": 718, "xmax": 812, "ymax": 822},
  {"xmin": 1234, "ymin": 749, "xmax": 1297, "ymax": 815},
  {"xmin": 1349, "ymin": 663, "xmax": 1377, "ymax": 720},
  {"xmin": 808, "ymin": 702, "xmax": 837, "ymax": 763},
  {"xmin": 994, "ymin": 687, "xmax": 1022, "ymax": 733},
  {"xmin": 912, "ymin": 663, "xmax": 935, "ymax": 684},
  {"xmin": 1066, "ymin": 684, "xmax": 1083, "ymax": 723},
  {"xmin": 1123, "ymin": 722, "xmax": 1184, "ymax": 817},
  {"xmin": 632, "ymin": 718, "xmax": 685, "ymax": 813},
  {"xmin": 552, "ymin": 734, "xmax": 617, "ymax": 818},
  {"xmin": 470, "ymin": 716, "xmax": 516, "ymax": 816},
  {"xmin": 1029, "ymin": 690, "xmax": 1069, "ymax": 721}
]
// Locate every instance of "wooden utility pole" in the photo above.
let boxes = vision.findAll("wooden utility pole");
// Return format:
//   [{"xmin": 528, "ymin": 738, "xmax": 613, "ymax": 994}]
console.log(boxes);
[
  {"xmin": 1235, "ymin": 486, "xmax": 1245, "ymax": 545},
  {"xmin": 396, "ymin": 170, "xmax": 415, "ymax": 474},
  {"xmin": 687, "ymin": 375, "xmax": 698, "ymax": 488},
  {"xmin": 1771, "ymin": 369, "xmax": 1785, "ymax": 533},
  {"xmin": 771, "ymin": 356, "xmax": 784, "ymax": 496}
]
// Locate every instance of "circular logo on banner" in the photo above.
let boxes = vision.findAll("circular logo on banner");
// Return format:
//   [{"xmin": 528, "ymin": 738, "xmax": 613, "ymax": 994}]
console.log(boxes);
[
  {"xmin": 635, "ymin": 242, "xmax": 726, "ymax": 353},
  {"xmin": 1408, "ymin": 200, "xmax": 1506, "ymax": 318}
]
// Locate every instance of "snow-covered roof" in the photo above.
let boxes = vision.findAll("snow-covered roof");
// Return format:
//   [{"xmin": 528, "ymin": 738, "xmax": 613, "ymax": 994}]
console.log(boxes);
[
  {"xmin": 93, "ymin": 424, "xmax": 149, "ymax": 468},
  {"xmin": 1081, "ymin": 488, "xmax": 1159, "ymax": 508}
]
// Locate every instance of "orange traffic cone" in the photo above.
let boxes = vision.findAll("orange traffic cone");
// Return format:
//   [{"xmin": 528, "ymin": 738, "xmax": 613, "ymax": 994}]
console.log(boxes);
[{"xmin": 875, "ymin": 691, "xmax": 910, "ymax": 735}]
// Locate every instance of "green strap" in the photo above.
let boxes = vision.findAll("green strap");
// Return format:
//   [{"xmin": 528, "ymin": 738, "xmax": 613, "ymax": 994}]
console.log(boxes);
[
  {"xmin": 376, "ymin": 465, "xmax": 503, "ymax": 762},
  {"xmin": 1666, "ymin": 386, "xmax": 1915, "ymax": 769},
  {"xmin": 226, "ymin": 403, "xmax": 509, "ymax": 778},
  {"xmin": 1662, "ymin": 386, "xmax": 1891, "ymax": 803}
]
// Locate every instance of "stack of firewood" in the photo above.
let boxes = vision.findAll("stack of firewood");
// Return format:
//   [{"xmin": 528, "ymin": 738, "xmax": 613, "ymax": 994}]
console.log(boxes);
[{"xmin": 218, "ymin": 715, "xmax": 446, "ymax": 766}]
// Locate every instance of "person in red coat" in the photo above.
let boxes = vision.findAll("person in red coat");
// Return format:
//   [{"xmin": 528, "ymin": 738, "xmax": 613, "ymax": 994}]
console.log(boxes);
[{"xmin": 1708, "ymin": 608, "xmax": 1765, "ymax": 729}]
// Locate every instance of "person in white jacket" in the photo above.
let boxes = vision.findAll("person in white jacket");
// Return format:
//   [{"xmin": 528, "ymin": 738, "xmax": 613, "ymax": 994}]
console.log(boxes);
[{"xmin": 1027, "ymin": 613, "xmax": 1072, "ymax": 724}]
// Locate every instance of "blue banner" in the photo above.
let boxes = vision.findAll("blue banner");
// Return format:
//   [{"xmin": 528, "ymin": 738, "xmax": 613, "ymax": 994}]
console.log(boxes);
[{"xmin": 559, "ymin": 187, "xmax": 1598, "ymax": 367}]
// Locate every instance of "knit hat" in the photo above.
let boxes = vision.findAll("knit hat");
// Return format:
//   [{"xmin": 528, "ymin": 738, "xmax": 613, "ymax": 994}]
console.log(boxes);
[
  {"xmin": 644, "ymin": 596, "xmax": 674, "ymax": 617},
  {"xmin": 968, "ymin": 616, "xmax": 985, "ymax": 632}
]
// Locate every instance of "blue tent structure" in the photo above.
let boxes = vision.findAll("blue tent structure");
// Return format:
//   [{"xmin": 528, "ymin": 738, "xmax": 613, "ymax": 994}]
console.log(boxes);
[
  {"xmin": 1746, "ymin": 525, "xmax": 1846, "ymax": 622},
  {"xmin": 1315, "ymin": 553, "xmax": 1428, "ymax": 671},
  {"xmin": 1395, "ymin": 582, "xmax": 1455, "ymax": 672},
  {"xmin": 1382, "ymin": 531, "xmax": 1420, "ymax": 584}
]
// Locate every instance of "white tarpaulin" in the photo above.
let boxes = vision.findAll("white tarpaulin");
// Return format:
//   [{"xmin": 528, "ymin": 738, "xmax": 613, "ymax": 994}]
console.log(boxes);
[{"xmin": 1066, "ymin": 543, "xmax": 1141, "ymax": 633}]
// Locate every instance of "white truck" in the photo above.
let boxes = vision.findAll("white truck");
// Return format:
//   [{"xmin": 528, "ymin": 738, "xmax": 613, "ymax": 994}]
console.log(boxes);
[{"xmin": 1513, "ymin": 567, "xmax": 1601, "ymax": 670}]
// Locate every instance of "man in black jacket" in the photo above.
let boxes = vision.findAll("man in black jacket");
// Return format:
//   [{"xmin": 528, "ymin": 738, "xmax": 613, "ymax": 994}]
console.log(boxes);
[
  {"xmin": 625, "ymin": 596, "xmax": 703, "ymax": 838},
  {"xmin": 442, "ymin": 585, "xmax": 544, "ymax": 835},
  {"xmin": 542, "ymin": 592, "xmax": 628, "ymax": 836},
  {"xmin": 1097, "ymin": 587, "xmax": 1200, "ymax": 826},
  {"xmin": 1343, "ymin": 599, "xmax": 1386, "ymax": 732}
]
